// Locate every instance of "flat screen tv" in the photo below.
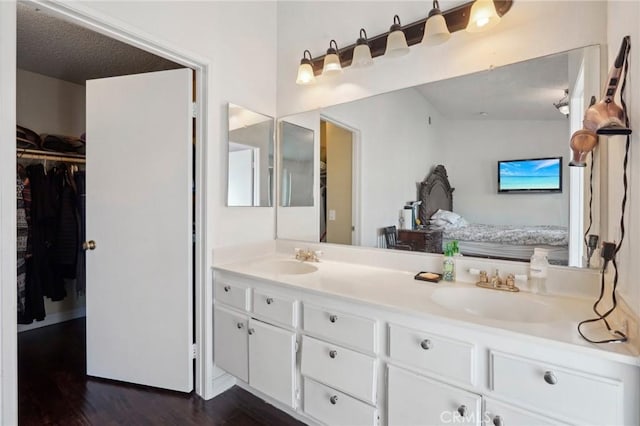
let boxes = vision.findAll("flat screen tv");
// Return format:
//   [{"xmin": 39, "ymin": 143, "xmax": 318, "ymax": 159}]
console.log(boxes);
[{"xmin": 498, "ymin": 157, "xmax": 563, "ymax": 193}]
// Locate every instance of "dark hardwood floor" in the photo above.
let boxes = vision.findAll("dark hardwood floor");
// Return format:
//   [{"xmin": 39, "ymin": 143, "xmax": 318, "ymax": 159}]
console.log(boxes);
[{"xmin": 19, "ymin": 318, "xmax": 305, "ymax": 425}]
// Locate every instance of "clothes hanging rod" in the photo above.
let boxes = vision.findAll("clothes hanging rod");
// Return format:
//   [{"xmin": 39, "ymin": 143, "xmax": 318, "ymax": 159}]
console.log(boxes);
[{"xmin": 17, "ymin": 149, "xmax": 86, "ymax": 164}]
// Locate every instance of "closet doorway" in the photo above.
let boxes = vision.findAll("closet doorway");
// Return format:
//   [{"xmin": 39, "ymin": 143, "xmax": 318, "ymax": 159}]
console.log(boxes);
[
  {"xmin": 14, "ymin": 0, "xmax": 207, "ymax": 408},
  {"xmin": 319, "ymin": 119, "xmax": 358, "ymax": 245}
]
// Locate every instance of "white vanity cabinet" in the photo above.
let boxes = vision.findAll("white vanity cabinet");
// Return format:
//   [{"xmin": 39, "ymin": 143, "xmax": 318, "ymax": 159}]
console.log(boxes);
[
  {"xmin": 300, "ymin": 304, "xmax": 380, "ymax": 425},
  {"xmin": 214, "ymin": 278, "xmax": 297, "ymax": 408}
]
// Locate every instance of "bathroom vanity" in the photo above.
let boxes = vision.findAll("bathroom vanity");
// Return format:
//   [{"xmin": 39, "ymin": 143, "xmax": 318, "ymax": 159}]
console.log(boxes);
[{"xmin": 213, "ymin": 244, "xmax": 640, "ymax": 426}]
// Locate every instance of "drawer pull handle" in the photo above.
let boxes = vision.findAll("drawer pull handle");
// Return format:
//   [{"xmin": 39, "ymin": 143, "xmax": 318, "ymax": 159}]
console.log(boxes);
[
  {"xmin": 223, "ymin": 285, "xmax": 231, "ymax": 292},
  {"xmin": 420, "ymin": 339, "xmax": 432, "ymax": 350},
  {"xmin": 329, "ymin": 350, "xmax": 338, "ymax": 359},
  {"xmin": 329, "ymin": 314, "xmax": 338, "ymax": 323},
  {"xmin": 236, "ymin": 322, "xmax": 244, "ymax": 329},
  {"xmin": 248, "ymin": 328, "xmax": 255, "ymax": 335},
  {"xmin": 543, "ymin": 371, "xmax": 558, "ymax": 385},
  {"xmin": 457, "ymin": 405, "xmax": 467, "ymax": 417},
  {"xmin": 266, "ymin": 297, "xmax": 274, "ymax": 305},
  {"xmin": 492, "ymin": 415, "xmax": 503, "ymax": 426},
  {"xmin": 330, "ymin": 395, "xmax": 338, "ymax": 405}
]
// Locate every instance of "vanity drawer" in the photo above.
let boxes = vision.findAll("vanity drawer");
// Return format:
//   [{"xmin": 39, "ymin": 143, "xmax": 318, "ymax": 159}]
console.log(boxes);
[
  {"xmin": 490, "ymin": 351, "xmax": 622, "ymax": 425},
  {"xmin": 301, "ymin": 335, "xmax": 377, "ymax": 404},
  {"xmin": 388, "ymin": 365, "xmax": 481, "ymax": 426},
  {"xmin": 214, "ymin": 280, "xmax": 250, "ymax": 311},
  {"xmin": 389, "ymin": 323, "xmax": 475, "ymax": 386},
  {"xmin": 304, "ymin": 378, "xmax": 377, "ymax": 426},
  {"xmin": 485, "ymin": 397, "xmax": 568, "ymax": 426},
  {"xmin": 252, "ymin": 288, "xmax": 297, "ymax": 328},
  {"xmin": 303, "ymin": 304, "xmax": 377, "ymax": 354}
]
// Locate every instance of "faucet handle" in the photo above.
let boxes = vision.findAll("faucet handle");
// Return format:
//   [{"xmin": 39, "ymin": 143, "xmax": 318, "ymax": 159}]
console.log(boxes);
[{"xmin": 505, "ymin": 273, "xmax": 516, "ymax": 288}]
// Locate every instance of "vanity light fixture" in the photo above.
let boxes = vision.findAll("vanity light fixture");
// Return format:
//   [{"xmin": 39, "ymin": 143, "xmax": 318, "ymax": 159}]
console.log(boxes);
[
  {"xmin": 385, "ymin": 15, "xmax": 410, "ymax": 58},
  {"xmin": 422, "ymin": 0, "xmax": 451, "ymax": 46},
  {"xmin": 554, "ymin": 89, "xmax": 570, "ymax": 116},
  {"xmin": 466, "ymin": 0, "xmax": 501, "ymax": 33},
  {"xmin": 322, "ymin": 40, "xmax": 343, "ymax": 75},
  {"xmin": 352, "ymin": 29, "xmax": 374, "ymax": 67},
  {"xmin": 295, "ymin": 0, "xmax": 514, "ymax": 83},
  {"xmin": 296, "ymin": 50, "xmax": 316, "ymax": 85}
]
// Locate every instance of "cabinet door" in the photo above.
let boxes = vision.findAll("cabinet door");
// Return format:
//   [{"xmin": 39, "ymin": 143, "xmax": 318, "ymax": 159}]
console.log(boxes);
[
  {"xmin": 388, "ymin": 365, "xmax": 481, "ymax": 426},
  {"xmin": 248, "ymin": 319, "xmax": 297, "ymax": 407},
  {"xmin": 214, "ymin": 306, "xmax": 248, "ymax": 382}
]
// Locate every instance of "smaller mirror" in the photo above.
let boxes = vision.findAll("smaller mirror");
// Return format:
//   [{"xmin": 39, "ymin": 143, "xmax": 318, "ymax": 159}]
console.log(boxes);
[
  {"xmin": 227, "ymin": 104, "xmax": 274, "ymax": 206},
  {"xmin": 279, "ymin": 121, "xmax": 315, "ymax": 207}
]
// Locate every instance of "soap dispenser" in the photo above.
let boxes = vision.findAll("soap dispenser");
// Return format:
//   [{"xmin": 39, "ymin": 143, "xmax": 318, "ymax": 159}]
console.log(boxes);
[{"xmin": 442, "ymin": 242, "xmax": 455, "ymax": 282}]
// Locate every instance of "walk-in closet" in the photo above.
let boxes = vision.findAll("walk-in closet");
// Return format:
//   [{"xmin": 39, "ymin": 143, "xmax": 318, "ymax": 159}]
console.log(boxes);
[{"xmin": 15, "ymin": 3, "xmax": 198, "ymax": 420}]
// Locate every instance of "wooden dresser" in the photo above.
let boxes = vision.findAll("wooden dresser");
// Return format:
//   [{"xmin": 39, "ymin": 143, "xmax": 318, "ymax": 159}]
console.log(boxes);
[{"xmin": 397, "ymin": 228, "xmax": 443, "ymax": 253}]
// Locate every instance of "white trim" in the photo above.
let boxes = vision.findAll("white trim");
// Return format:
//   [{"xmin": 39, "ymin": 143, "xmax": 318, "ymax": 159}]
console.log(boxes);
[
  {"xmin": 210, "ymin": 372, "xmax": 236, "ymax": 399},
  {"xmin": 17, "ymin": 308, "xmax": 86, "ymax": 333},
  {"xmin": 319, "ymin": 114, "xmax": 362, "ymax": 246},
  {"xmin": 2, "ymin": 2, "xmax": 214, "ymax": 420},
  {"xmin": 0, "ymin": 2, "xmax": 18, "ymax": 422},
  {"xmin": 568, "ymin": 62, "xmax": 586, "ymax": 267}
]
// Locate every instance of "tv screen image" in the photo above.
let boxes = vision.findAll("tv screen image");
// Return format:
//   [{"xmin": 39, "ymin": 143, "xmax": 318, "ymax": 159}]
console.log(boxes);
[{"xmin": 498, "ymin": 157, "xmax": 562, "ymax": 193}]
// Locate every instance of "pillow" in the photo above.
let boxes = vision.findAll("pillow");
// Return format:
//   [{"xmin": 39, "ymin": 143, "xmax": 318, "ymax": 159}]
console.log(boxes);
[
  {"xmin": 431, "ymin": 209, "xmax": 462, "ymax": 224},
  {"xmin": 430, "ymin": 217, "xmax": 469, "ymax": 229},
  {"xmin": 429, "ymin": 218, "xmax": 449, "ymax": 228}
]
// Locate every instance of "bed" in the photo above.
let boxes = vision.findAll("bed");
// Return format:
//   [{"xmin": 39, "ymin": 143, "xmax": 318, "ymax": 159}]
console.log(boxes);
[{"xmin": 418, "ymin": 165, "xmax": 569, "ymax": 264}]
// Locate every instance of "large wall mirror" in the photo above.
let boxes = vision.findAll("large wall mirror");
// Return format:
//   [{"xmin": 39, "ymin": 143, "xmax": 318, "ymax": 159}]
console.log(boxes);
[
  {"xmin": 227, "ymin": 104, "xmax": 274, "ymax": 207},
  {"xmin": 276, "ymin": 46, "xmax": 603, "ymax": 268}
]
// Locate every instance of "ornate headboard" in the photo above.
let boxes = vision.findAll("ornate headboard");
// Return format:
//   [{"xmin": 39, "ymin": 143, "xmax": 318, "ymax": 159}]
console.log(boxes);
[{"xmin": 419, "ymin": 165, "xmax": 455, "ymax": 225}]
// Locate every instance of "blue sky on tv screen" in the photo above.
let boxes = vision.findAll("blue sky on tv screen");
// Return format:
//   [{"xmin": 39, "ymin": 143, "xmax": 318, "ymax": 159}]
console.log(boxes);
[{"xmin": 499, "ymin": 159, "xmax": 560, "ymax": 190}]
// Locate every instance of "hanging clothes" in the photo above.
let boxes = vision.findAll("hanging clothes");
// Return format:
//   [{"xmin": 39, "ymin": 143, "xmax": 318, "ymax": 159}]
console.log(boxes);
[
  {"xmin": 74, "ymin": 170, "xmax": 86, "ymax": 295},
  {"xmin": 16, "ymin": 173, "xmax": 28, "ymax": 321},
  {"xmin": 51, "ymin": 165, "xmax": 78, "ymax": 299}
]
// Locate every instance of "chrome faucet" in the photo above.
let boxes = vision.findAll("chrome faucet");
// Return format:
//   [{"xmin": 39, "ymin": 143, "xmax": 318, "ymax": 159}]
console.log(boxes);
[{"xmin": 295, "ymin": 248, "xmax": 321, "ymax": 262}]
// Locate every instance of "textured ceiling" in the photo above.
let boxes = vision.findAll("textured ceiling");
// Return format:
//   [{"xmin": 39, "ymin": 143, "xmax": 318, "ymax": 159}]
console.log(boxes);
[
  {"xmin": 17, "ymin": 3, "xmax": 183, "ymax": 85},
  {"xmin": 417, "ymin": 52, "xmax": 570, "ymax": 121}
]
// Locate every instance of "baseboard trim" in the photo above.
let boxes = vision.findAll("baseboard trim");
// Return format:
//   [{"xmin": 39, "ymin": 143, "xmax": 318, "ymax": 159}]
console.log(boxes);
[
  {"xmin": 18, "ymin": 307, "xmax": 86, "ymax": 333},
  {"xmin": 209, "ymin": 373, "xmax": 236, "ymax": 399}
]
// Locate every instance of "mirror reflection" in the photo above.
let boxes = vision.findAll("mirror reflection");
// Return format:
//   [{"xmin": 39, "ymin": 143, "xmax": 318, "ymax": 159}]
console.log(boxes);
[
  {"xmin": 276, "ymin": 46, "xmax": 601, "ymax": 267},
  {"xmin": 227, "ymin": 104, "xmax": 274, "ymax": 207},
  {"xmin": 279, "ymin": 121, "xmax": 315, "ymax": 207}
]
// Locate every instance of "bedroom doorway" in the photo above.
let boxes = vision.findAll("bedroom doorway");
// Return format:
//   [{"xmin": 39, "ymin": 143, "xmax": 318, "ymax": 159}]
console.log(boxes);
[{"xmin": 320, "ymin": 119, "xmax": 356, "ymax": 245}]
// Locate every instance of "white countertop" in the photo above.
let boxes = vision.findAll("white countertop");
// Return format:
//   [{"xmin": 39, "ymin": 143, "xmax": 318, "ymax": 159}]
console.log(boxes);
[{"xmin": 215, "ymin": 254, "xmax": 640, "ymax": 366}]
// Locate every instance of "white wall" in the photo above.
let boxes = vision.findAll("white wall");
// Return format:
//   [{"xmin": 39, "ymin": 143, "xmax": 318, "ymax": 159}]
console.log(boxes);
[
  {"xmin": 16, "ymin": 69, "xmax": 85, "ymax": 136},
  {"xmin": 439, "ymin": 119, "xmax": 570, "ymax": 226},
  {"xmin": 607, "ymin": 1, "xmax": 640, "ymax": 316},
  {"xmin": 321, "ymin": 88, "xmax": 443, "ymax": 247}
]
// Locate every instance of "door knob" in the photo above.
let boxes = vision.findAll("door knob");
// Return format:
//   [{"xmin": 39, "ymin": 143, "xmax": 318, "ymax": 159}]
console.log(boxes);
[{"xmin": 82, "ymin": 240, "xmax": 96, "ymax": 251}]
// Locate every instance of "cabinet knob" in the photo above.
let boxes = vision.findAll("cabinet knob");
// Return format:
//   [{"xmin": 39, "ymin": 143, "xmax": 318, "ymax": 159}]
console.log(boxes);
[
  {"xmin": 248, "ymin": 328, "xmax": 255, "ymax": 335},
  {"xmin": 266, "ymin": 297, "xmax": 274, "ymax": 305},
  {"xmin": 329, "ymin": 314, "xmax": 338, "ymax": 323},
  {"xmin": 223, "ymin": 285, "xmax": 231, "ymax": 292},
  {"xmin": 236, "ymin": 322, "xmax": 244, "ymax": 329},
  {"xmin": 457, "ymin": 405, "xmax": 467, "ymax": 417},
  {"xmin": 329, "ymin": 350, "xmax": 337, "ymax": 359},
  {"xmin": 329, "ymin": 395, "xmax": 338, "ymax": 405},
  {"xmin": 493, "ymin": 415, "xmax": 503, "ymax": 426},
  {"xmin": 543, "ymin": 371, "xmax": 558, "ymax": 385},
  {"xmin": 420, "ymin": 339, "xmax": 432, "ymax": 350}
]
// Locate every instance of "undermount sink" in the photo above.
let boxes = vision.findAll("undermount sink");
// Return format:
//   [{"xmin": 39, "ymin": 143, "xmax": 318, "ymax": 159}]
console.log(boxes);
[
  {"xmin": 430, "ymin": 287, "xmax": 563, "ymax": 323},
  {"xmin": 252, "ymin": 259, "xmax": 318, "ymax": 275}
]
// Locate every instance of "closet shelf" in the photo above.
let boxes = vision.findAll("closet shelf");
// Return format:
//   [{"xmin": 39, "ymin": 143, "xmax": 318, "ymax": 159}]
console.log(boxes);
[{"xmin": 17, "ymin": 148, "xmax": 86, "ymax": 164}]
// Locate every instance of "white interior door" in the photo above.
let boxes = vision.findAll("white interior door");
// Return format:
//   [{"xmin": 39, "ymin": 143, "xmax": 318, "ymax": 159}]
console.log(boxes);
[{"xmin": 86, "ymin": 68, "xmax": 193, "ymax": 392}]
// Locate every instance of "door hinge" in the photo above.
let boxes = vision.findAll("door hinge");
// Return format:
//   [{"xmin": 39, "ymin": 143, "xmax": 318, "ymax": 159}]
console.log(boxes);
[
  {"xmin": 295, "ymin": 340, "xmax": 299, "ymax": 353},
  {"xmin": 191, "ymin": 343, "xmax": 197, "ymax": 359},
  {"xmin": 192, "ymin": 102, "xmax": 197, "ymax": 118}
]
